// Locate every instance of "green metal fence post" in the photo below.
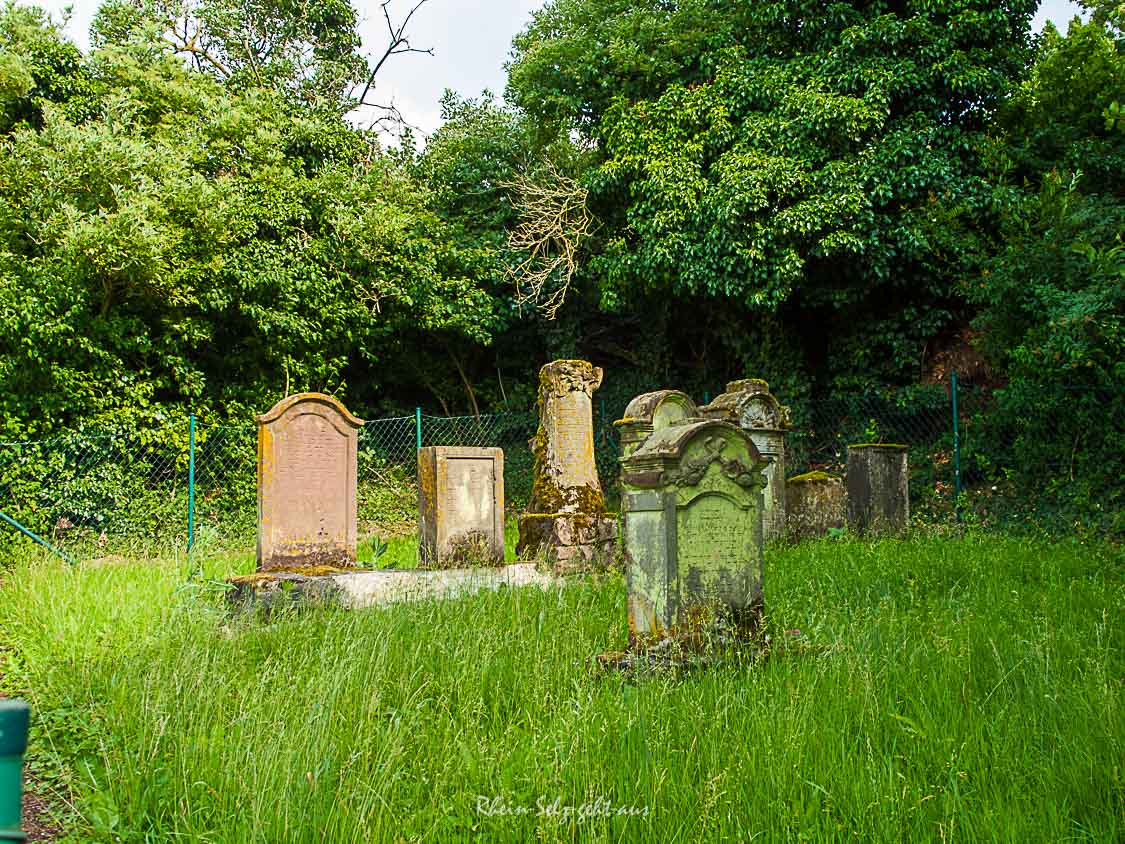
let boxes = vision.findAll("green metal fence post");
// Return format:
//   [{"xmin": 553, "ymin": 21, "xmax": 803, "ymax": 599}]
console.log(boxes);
[
  {"xmin": 187, "ymin": 414, "xmax": 196, "ymax": 553},
  {"xmin": 951, "ymin": 371, "xmax": 962, "ymax": 524},
  {"xmin": 415, "ymin": 407, "xmax": 422, "ymax": 450},
  {"xmin": 0, "ymin": 699, "xmax": 29, "ymax": 842}
]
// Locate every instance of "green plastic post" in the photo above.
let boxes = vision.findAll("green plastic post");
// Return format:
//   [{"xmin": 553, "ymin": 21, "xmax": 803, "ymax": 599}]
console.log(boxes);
[
  {"xmin": 951, "ymin": 371, "xmax": 961, "ymax": 524},
  {"xmin": 0, "ymin": 700, "xmax": 29, "ymax": 842},
  {"xmin": 415, "ymin": 407, "xmax": 422, "ymax": 450},
  {"xmin": 187, "ymin": 414, "xmax": 196, "ymax": 553}
]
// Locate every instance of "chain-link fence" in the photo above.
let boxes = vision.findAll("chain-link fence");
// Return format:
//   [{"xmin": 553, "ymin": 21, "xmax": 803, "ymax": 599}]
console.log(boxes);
[
  {"xmin": 0, "ymin": 409, "xmax": 615, "ymax": 559},
  {"xmin": 783, "ymin": 382, "xmax": 1121, "ymax": 534},
  {"xmin": 1, "ymin": 379, "xmax": 1119, "ymax": 560}
]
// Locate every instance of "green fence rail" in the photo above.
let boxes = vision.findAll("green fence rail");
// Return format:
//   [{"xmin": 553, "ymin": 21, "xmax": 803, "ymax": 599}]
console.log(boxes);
[{"xmin": 0, "ymin": 377, "xmax": 1119, "ymax": 557}]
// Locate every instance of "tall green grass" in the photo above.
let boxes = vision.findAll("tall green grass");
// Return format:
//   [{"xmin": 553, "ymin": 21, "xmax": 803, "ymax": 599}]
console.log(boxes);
[{"xmin": 0, "ymin": 534, "xmax": 1121, "ymax": 842}]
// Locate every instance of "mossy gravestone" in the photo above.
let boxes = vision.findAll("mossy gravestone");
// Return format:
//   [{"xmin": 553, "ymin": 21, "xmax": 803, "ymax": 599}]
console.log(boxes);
[
  {"xmin": 257, "ymin": 393, "xmax": 364, "ymax": 570},
  {"xmin": 700, "ymin": 379, "xmax": 790, "ymax": 543},
  {"xmin": 786, "ymin": 471, "xmax": 845, "ymax": 541},
  {"xmin": 615, "ymin": 389, "xmax": 700, "ymax": 459},
  {"xmin": 846, "ymin": 444, "xmax": 909, "ymax": 535},
  {"xmin": 517, "ymin": 360, "xmax": 617, "ymax": 570},
  {"xmin": 619, "ymin": 415, "xmax": 768, "ymax": 651},
  {"xmin": 417, "ymin": 447, "xmax": 505, "ymax": 567}
]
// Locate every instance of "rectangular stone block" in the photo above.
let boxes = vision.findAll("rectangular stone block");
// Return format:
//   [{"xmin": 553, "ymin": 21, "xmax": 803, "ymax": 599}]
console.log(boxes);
[
  {"xmin": 257, "ymin": 393, "xmax": 363, "ymax": 570},
  {"xmin": 846, "ymin": 444, "xmax": 910, "ymax": 536},
  {"xmin": 418, "ymin": 447, "xmax": 505, "ymax": 567}
]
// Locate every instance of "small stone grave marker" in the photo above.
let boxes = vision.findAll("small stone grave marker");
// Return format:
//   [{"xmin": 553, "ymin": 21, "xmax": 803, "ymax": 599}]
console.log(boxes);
[
  {"xmin": 256, "ymin": 393, "xmax": 363, "ymax": 570},
  {"xmin": 418, "ymin": 446, "xmax": 505, "ymax": 566},
  {"xmin": 786, "ymin": 471, "xmax": 845, "ymax": 541},
  {"xmin": 846, "ymin": 444, "xmax": 910, "ymax": 535}
]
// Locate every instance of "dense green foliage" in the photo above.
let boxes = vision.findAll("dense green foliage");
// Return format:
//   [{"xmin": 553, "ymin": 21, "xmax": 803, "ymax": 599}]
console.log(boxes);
[
  {"xmin": 0, "ymin": 0, "xmax": 1121, "ymax": 531},
  {"xmin": 509, "ymin": 0, "xmax": 1037, "ymax": 386},
  {"xmin": 0, "ymin": 6, "xmax": 506, "ymax": 438},
  {"xmin": 961, "ymin": 14, "xmax": 1125, "ymax": 528},
  {"xmin": 1, "ymin": 535, "xmax": 1121, "ymax": 840}
]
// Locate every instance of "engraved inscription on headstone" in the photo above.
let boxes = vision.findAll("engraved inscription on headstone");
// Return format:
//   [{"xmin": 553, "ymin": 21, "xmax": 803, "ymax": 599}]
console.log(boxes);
[
  {"xmin": 550, "ymin": 391, "xmax": 598, "ymax": 491},
  {"xmin": 618, "ymin": 415, "xmax": 768, "ymax": 650},
  {"xmin": 274, "ymin": 413, "xmax": 349, "ymax": 546},
  {"xmin": 419, "ymin": 447, "xmax": 504, "ymax": 567},
  {"xmin": 257, "ymin": 393, "xmax": 363, "ymax": 571},
  {"xmin": 678, "ymin": 495, "xmax": 751, "ymax": 572},
  {"xmin": 444, "ymin": 458, "xmax": 495, "ymax": 536}
]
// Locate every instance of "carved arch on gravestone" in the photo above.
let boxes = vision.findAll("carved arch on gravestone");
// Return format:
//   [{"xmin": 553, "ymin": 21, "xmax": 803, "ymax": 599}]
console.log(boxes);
[
  {"xmin": 256, "ymin": 393, "xmax": 365, "ymax": 433},
  {"xmin": 669, "ymin": 424, "xmax": 767, "ymax": 490},
  {"xmin": 701, "ymin": 379, "xmax": 791, "ymax": 431},
  {"xmin": 622, "ymin": 419, "xmax": 768, "ymax": 492},
  {"xmin": 734, "ymin": 393, "xmax": 790, "ymax": 431},
  {"xmin": 621, "ymin": 390, "xmax": 699, "ymax": 431}
]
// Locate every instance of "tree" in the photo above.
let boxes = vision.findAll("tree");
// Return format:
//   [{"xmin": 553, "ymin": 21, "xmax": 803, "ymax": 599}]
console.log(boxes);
[
  {"xmin": 0, "ymin": 8, "xmax": 498, "ymax": 435},
  {"xmin": 998, "ymin": 15, "xmax": 1125, "ymax": 196},
  {"xmin": 92, "ymin": 0, "xmax": 433, "ymax": 123},
  {"xmin": 957, "ymin": 13, "xmax": 1125, "ymax": 532},
  {"xmin": 507, "ymin": 0, "xmax": 1039, "ymax": 388}
]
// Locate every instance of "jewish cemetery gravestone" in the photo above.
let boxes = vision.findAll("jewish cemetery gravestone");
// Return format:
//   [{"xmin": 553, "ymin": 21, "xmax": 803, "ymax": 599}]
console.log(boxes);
[
  {"xmin": 256, "ymin": 393, "xmax": 364, "ymax": 570},
  {"xmin": 617, "ymin": 413, "xmax": 769, "ymax": 654},
  {"xmin": 700, "ymin": 378, "xmax": 791, "ymax": 543},
  {"xmin": 516, "ymin": 360, "xmax": 617, "ymax": 570},
  {"xmin": 786, "ymin": 471, "xmax": 846, "ymax": 541},
  {"xmin": 846, "ymin": 444, "xmax": 910, "ymax": 535},
  {"xmin": 418, "ymin": 446, "xmax": 505, "ymax": 567},
  {"xmin": 615, "ymin": 389, "xmax": 700, "ymax": 459}
]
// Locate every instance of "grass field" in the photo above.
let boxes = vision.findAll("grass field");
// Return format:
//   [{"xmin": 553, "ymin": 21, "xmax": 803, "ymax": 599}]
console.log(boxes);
[{"xmin": 0, "ymin": 533, "xmax": 1121, "ymax": 842}]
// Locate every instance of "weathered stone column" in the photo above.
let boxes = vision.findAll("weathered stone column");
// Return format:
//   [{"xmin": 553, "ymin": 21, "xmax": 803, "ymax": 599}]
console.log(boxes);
[
  {"xmin": 785, "ymin": 471, "xmax": 845, "ymax": 541},
  {"xmin": 516, "ymin": 360, "xmax": 617, "ymax": 570},
  {"xmin": 700, "ymin": 379, "xmax": 790, "ymax": 543},
  {"xmin": 846, "ymin": 444, "xmax": 910, "ymax": 535}
]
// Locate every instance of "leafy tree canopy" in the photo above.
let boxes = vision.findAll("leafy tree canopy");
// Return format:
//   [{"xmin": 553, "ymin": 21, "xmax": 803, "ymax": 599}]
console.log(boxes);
[
  {"xmin": 0, "ymin": 7, "xmax": 503, "ymax": 437},
  {"xmin": 508, "ymin": 0, "xmax": 1038, "ymax": 386}
]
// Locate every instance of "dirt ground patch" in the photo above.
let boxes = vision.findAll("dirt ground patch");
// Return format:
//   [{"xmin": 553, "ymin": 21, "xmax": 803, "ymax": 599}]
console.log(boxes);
[{"xmin": 22, "ymin": 788, "xmax": 62, "ymax": 842}]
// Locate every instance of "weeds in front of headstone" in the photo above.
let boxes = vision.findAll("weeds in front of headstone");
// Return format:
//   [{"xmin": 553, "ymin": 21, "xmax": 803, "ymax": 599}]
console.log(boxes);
[
  {"xmin": 439, "ymin": 530, "xmax": 496, "ymax": 569},
  {"xmin": 0, "ymin": 535, "xmax": 1121, "ymax": 842}
]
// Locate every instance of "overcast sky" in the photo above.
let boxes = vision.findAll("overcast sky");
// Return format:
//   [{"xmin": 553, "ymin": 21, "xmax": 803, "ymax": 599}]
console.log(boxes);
[{"xmin": 29, "ymin": 0, "xmax": 1088, "ymax": 139}]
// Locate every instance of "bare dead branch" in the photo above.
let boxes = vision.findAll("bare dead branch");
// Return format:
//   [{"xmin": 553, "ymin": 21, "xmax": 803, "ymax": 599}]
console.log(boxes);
[
  {"xmin": 355, "ymin": 0, "xmax": 434, "ymax": 108},
  {"xmin": 503, "ymin": 162, "xmax": 597, "ymax": 320}
]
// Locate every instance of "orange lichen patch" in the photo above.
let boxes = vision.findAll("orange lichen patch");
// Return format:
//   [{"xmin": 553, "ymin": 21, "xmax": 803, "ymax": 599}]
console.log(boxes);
[{"xmin": 229, "ymin": 573, "xmax": 281, "ymax": 586}]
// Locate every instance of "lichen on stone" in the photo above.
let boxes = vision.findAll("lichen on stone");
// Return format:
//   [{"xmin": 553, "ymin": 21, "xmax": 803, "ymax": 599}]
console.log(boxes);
[{"xmin": 787, "ymin": 470, "xmax": 841, "ymax": 484}]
